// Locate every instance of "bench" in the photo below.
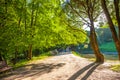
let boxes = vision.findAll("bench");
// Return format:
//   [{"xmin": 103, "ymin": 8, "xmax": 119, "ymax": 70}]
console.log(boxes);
[{"xmin": 0, "ymin": 61, "xmax": 12, "ymax": 73}]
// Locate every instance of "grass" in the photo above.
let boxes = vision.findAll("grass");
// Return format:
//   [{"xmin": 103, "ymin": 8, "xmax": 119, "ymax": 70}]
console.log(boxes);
[
  {"xmin": 13, "ymin": 59, "xmax": 29, "ymax": 68},
  {"xmin": 110, "ymin": 64, "xmax": 120, "ymax": 72},
  {"xmin": 88, "ymin": 58, "xmax": 96, "ymax": 61},
  {"xmin": 100, "ymin": 42, "xmax": 117, "ymax": 52},
  {"xmin": 13, "ymin": 52, "xmax": 52, "ymax": 68},
  {"xmin": 72, "ymin": 51, "xmax": 119, "ymax": 61},
  {"xmin": 72, "ymin": 51, "xmax": 81, "ymax": 57},
  {"xmin": 72, "ymin": 51, "xmax": 95, "ymax": 60},
  {"xmin": 32, "ymin": 52, "xmax": 52, "ymax": 60},
  {"xmin": 72, "ymin": 51, "xmax": 96, "ymax": 61}
]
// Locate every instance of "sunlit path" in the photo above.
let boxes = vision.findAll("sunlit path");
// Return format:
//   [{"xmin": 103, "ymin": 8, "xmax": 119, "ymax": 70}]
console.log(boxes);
[{"xmin": 1, "ymin": 53, "xmax": 120, "ymax": 80}]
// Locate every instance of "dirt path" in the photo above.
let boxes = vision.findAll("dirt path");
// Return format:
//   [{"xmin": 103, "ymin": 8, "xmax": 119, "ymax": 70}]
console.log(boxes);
[{"xmin": 1, "ymin": 53, "xmax": 120, "ymax": 80}]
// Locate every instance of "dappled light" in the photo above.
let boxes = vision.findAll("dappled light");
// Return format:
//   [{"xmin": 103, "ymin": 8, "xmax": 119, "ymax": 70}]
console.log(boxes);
[
  {"xmin": 0, "ymin": 63, "xmax": 65, "ymax": 80},
  {"xmin": 1, "ymin": 53, "xmax": 120, "ymax": 80},
  {"xmin": 0, "ymin": 0, "xmax": 120, "ymax": 80}
]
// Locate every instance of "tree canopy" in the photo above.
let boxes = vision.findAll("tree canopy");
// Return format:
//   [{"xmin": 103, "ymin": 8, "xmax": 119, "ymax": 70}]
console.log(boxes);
[{"xmin": 0, "ymin": 0, "xmax": 86, "ymax": 62}]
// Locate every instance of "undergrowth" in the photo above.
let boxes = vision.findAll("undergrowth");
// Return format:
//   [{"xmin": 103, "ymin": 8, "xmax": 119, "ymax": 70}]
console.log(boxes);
[{"xmin": 13, "ymin": 52, "xmax": 52, "ymax": 68}]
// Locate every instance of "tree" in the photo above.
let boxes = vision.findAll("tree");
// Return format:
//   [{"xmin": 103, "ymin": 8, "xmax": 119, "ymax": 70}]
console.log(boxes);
[
  {"xmin": 101, "ymin": 0, "xmax": 120, "ymax": 60},
  {"xmin": 0, "ymin": 0, "xmax": 87, "ymax": 63},
  {"xmin": 63, "ymin": 0, "xmax": 104, "ymax": 62}
]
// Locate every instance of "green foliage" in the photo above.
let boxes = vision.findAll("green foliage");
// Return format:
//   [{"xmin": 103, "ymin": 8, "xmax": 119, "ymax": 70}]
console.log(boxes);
[
  {"xmin": 32, "ymin": 52, "xmax": 52, "ymax": 60},
  {"xmin": 13, "ymin": 52, "xmax": 52, "ymax": 68},
  {"xmin": 0, "ymin": 0, "xmax": 86, "ymax": 63},
  {"xmin": 96, "ymin": 28, "xmax": 113, "ymax": 44},
  {"xmin": 111, "ymin": 64, "xmax": 120, "ymax": 72},
  {"xmin": 13, "ymin": 59, "xmax": 28, "ymax": 68},
  {"xmin": 72, "ymin": 51, "xmax": 96, "ymax": 61},
  {"xmin": 72, "ymin": 51, "xmax": 81, "ymax": 57},
  {"xmin": 100, "ymin": 42, "xmax": 117, "ymax": 52}
]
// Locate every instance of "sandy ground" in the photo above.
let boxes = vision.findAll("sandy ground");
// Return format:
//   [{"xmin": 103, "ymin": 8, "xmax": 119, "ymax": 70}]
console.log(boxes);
[{"xmin": 0, "ymin": 52, "xmax": 120, "ymax": 80}]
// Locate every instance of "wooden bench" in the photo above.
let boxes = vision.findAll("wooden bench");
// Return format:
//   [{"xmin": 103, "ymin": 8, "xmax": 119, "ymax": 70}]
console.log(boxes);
[{"xmin": 0, "ymin": 61, "xmax": 12, "ymax": 73}]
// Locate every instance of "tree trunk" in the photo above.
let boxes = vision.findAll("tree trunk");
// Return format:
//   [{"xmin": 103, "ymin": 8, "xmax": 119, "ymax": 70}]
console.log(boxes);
[
  {"xmin": 27, "ymin": 1, "xmax": 34, "ymax": 60},
  {"xmin": 101, "ymin": 0, "xmax": 120, "ymax": 60},
  {"xmin": 0, "ymin": 52, "xmax": 3, "ymax": 61},
  {"xmin": 13, "ymin": 48, "xmax": 18, "ymax": 65},
  {"xmin": 28, "ymin": 44, "xmax": 32, "ymax": 60},
  {"xmin": 86, "ymin": 0, "xmax": 104, "ymax": 63},
  {"xmin": 89, "ymin": 21, "xmax": 104, "ymax": 63},
  {"xmin": 114, "ymin": 0, "xmax": 120, "ymax": 39},
  {"xmin": 90, "ymin": 31, "xmax": 104, "ymax": 63}
]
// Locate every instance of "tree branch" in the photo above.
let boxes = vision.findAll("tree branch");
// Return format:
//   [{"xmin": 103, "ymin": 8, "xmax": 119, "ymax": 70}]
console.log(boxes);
[
  {"xmin": 68, "ymin": 3, "xmax": 90, "ymax": 25},
  {"xmin": 63, "ymin": 21, "xmax": 88, "ymax": 37}
]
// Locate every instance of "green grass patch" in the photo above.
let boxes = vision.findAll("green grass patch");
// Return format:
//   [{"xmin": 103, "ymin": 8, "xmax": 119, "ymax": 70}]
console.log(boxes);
[
  {"xmin": 88, "ymin": 58, "xmax": 96, "ymax": 61},
  {"xmin": 13, "ymin": 52, "xmax": 52, "ymax": 68},
  {"xmin": 72, "ymin": 51, "xmax": 81, "ymax": 57},
  {"xmin": 110, "ymin": 64, "xmax": 120, "ymax": 72},
  {"xmin": 100, "ymin": 42, "xmax": 117, "ymax": 52},
  {"xmin": 32, "ymin": 52, "xmax": 52, "ymax": 60},
  {"xmin": 13, "ymin": 59, "xmax": 29, "ymax": 68},
  {"xmin": 72, "ymin": 51, "xmax": 96, "ymax": 61}
]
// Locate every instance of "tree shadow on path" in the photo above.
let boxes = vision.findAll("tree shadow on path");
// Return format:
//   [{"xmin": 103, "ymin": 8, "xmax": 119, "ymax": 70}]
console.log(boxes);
[
  {"xmin": 0, "ymin": 63, "xmax": 65, "ymax": 80},
  {"xmin": 68, "ymin": 62, "xmax": 101, "ymax": 80}
]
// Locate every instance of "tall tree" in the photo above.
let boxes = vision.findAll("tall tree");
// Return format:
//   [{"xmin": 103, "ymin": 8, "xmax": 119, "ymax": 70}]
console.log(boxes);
[
  {"xmin": 101, "ymin": 0, "xmax": 120, "ymax": 60},
  {"xmin": 114, "ymin": 0, "xmax": 120, "ymax": 38},
  {"xmin": 63, "ymin": 0, "xmax": 104, "ymax": 62}
]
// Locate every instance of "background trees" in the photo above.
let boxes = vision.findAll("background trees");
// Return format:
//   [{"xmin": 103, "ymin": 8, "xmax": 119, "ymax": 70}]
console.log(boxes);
[
  {"xmin": 0, "ymin": 0, "xmax": 86, "ymax": 64},
  {"xmin": 101, "ymin": 0, "xmax": 120, "ymax": 60},
  {"xmin": 1, "ymin": 0, "xmax": 120, "ymax": 65}
]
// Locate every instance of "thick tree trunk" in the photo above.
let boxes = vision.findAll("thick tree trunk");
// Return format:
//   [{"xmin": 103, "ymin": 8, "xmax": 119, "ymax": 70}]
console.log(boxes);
[
  {"xmin": 115, "ymin": 41, "xmax": 120, "ymax": 60},
  {"xmin": 89, "ymin": 20, "xmax": 104, "ymax": 63},
  {"xmin": 84, "ymin": 0, "xmax": 104, "ymax": 63},
  {"xmin": 89, "ymin": 24, "xmax": 104, "ymax": 63},
  {"xmin": 28, "ymin": 44, "xmax": 32, "ymax": 60},
  {"xmin": 114, "ymin": 0, "xmax": 120, "ymax": 39},
  {"xmin": 90, "ymin": 31, "xmax": 104, "ymax": 63},
  {"xmin": 86, "ymin": 0, "xmax": 104, "ymax": 62},
  {"xmin": 101, "ymin": 0, "xmax": 120, "ymax": 60}
]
